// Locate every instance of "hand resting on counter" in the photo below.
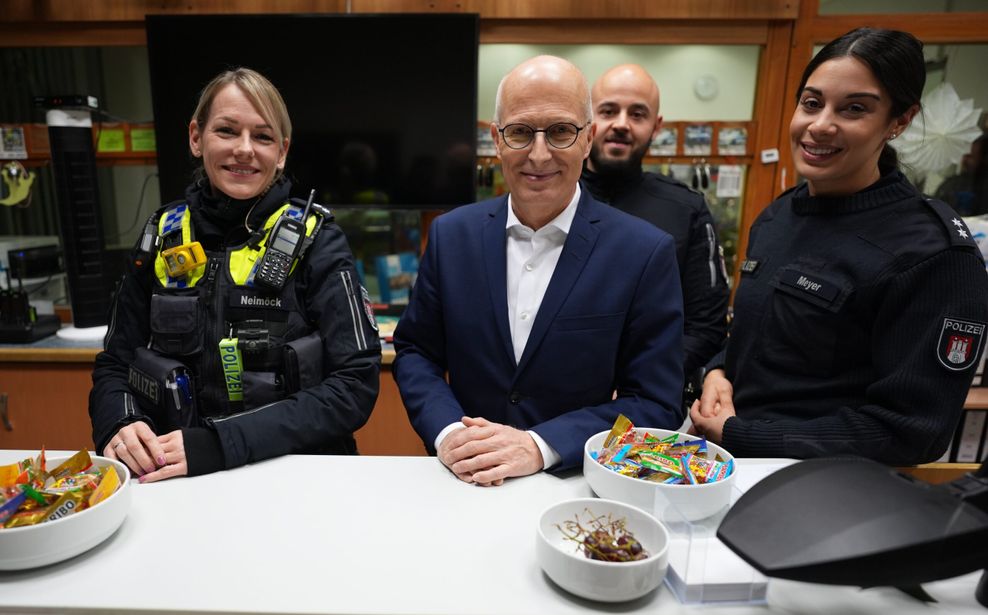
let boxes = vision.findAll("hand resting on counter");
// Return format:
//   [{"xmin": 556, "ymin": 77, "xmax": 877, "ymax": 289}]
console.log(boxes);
[
  {"xmin": 104, "ymin": 421, "xmax": 189, "ymax": 483},
  {"xmin": 438, "ymin": 416, "xmax": 544, "ymax": 487}
]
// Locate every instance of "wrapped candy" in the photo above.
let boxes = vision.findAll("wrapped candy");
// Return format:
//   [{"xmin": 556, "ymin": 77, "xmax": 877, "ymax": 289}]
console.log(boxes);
[
  {"xmin": 0, "ymin": 450, "xmax": 121, "ymax": 529},
  {"xmin": 592, "ymin": 415, "xmax": 734, "ymax": 485}
]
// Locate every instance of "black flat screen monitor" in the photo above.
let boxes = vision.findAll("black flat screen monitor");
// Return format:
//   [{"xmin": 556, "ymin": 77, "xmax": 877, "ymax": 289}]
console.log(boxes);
[{"xmin": 146, "ymin": 13, "xmax": 478, "ymax": 209}]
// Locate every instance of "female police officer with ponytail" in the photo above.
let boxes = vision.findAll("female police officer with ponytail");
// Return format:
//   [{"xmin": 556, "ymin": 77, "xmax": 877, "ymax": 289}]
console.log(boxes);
[
  {"xmin": 690, "ymin": 28, "xmax": 988, "ymax": 466},
  {"xmin": 90, "ymin": 68, "xmax": 381, "ymax": 481}
]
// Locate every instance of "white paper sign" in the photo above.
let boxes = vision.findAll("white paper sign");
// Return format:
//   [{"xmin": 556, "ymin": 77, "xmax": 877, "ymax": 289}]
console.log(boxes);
[{"xmin": 716, "ymin": 164, "xmax": 743, "ymax": 198}]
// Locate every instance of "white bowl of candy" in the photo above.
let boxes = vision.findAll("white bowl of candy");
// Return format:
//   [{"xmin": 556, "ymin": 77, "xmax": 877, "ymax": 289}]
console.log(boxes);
[
  {"xmin": 583, "ymin": 417, "xmax": 736, "ymax": 522},
  {"xmin": 536, "ymin": 497, "xmax": 670, "ymax": 602},
  {"xmin": 0, "ymin": 451, "xmax": 131, "ymax": 570}
]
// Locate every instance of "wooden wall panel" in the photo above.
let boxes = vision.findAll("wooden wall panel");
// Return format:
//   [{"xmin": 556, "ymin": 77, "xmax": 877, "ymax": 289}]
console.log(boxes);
[
  {"xmin": 352, "ymin": 0, "xmax": 798, "ymax": 20},
  {"xmin": 0, "ymin": 21, "xmax": 772, "ymax": 48},
  {"xmin": 481, "ymin": 19, "xmax": 769, "ymax": 45},
  {"xmin": 0, "ymin": 1, "xmax": 782, "ymax": 47},
  {"xmin": 0, "ymin": 0, "xmax": 346, "ymax": 22},
  {"xmin": 810, "ymin": 13, "xmax": 988, "ymax": 44},
  {"xmin": 0, "ymin": 23, "xmax": 149, "ymax": 47},
  {"xmin": 1, "ymin": 0, "xmax": 798, "ymax": 23},
  {"xmin": 0, "ymin": 0, "xmax": 346, "ymax": 47}
]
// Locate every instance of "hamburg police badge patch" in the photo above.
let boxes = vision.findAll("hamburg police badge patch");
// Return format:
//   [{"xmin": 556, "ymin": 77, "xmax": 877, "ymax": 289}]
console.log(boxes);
[
  {"xmin": 361, "ymin": 285, "xmax": 378, "ymax": 331},
  {"xmin": 937, "ymin": 317, "xmax": 986, "ymax": 371}
]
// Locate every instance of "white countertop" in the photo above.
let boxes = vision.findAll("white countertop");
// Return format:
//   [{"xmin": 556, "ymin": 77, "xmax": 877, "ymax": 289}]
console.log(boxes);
[{"xmin": 0, "ymin": 451, "xmax": 984, "ymax": 614}]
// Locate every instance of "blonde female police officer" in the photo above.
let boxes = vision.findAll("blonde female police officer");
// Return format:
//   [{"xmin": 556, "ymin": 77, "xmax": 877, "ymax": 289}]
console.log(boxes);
[{"xmin": 90, "ymin": 68, "xmax": 380, "ymax": 481}]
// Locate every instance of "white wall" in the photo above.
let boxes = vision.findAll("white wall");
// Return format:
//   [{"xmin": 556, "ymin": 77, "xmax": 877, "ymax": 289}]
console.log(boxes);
[
  {"xmin": 478, "ymin": 44, "xmax": 760, "ymax": 123},
  {"xmin": 932, "ymin": 44, "xmax": 988, "ymax": 115}
]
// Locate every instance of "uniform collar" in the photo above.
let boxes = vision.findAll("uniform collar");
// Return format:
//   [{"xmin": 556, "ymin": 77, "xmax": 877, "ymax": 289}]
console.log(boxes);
[
  {"xmin": 581, "ymin": 161, "xmax": 644, "ymax": 203},
  {"xmin": 791, "ymin": 170, "xmax": 917, "ymax": 215},
  {"xmin": 187, "ymin": 177, "xmax": 293, "ymax": 247}
]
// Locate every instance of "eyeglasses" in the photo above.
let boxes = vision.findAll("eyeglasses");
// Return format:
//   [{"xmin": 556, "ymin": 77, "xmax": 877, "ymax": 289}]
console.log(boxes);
[{"xmin": 496, "ymin": 122, "xmax": 590, "ymax": 150}]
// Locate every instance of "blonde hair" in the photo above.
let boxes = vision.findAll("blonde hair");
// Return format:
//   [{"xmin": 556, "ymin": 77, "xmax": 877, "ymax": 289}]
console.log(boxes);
[{"xmin": 191, "ymin": 68, "xmax": 292, "ymax": 178}]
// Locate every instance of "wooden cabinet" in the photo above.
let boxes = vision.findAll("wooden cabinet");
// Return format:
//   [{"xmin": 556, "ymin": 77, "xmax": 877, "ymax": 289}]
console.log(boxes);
[
  {"xmin": 0, "ymin": 362, "xmax": 95, "ymax": 451},
  {"xmin": 0, "ymin": 349, "xmax": 426, "ymax": 456},
  {"xmin": 356, "ymin": 368, "xmax": 427, "ymax": 456}
]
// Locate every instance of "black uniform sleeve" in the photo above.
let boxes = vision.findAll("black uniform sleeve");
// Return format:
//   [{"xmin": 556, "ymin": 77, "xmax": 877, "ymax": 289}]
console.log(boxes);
[
  {"xmin": 207, "ymin": 222, "xmax": 381, "ymax": 467},
  {"xmin": 705, "ymin": 209, "xmax": 773, "ymax": 376},
  {"xmin": 88, "ymin": 236, "xmax": 158, "ymax": 453},
  {"xmin": 680, "ymin": 198, "xmax": 730, "ymax": 378},
  {"xmin": 722, "ymin": 248, "xmax": 988, "ymax": 465}
]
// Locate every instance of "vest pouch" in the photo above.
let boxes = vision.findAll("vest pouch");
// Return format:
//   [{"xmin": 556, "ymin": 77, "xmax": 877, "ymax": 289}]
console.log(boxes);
[
  {"xmin": 283, "ymin": 332, "xmax": 323, "ymax": 394},
  {"xmin": 150, "ymin": 294, "xmax": 204, "ymax": 356},
  {"xmin": 128, "ymin": 347, "xmax": 198, "ymax": 432},
  {"xmin": 242, "ymin": 371, "xmax": 283, "ymax": 408}
]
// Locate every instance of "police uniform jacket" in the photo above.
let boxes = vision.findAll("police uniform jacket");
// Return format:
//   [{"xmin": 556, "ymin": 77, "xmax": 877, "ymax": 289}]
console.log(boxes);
[
  {"xmin": 581, "ymin": 167, "xmax": 729, "ymax": 381},
  {"xmin": 89, "ymin": 178, "xmax": 381, "ymax": 475},
  {"xmin": 710, "ymin": 171, "xmax": 988, "ymax": 465}
]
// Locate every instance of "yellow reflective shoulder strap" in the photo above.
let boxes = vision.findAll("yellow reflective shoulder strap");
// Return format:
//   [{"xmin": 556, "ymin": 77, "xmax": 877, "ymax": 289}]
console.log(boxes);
[{"xmin": 228, "ymin": 202, "xmax": 322, "ymax": 286}]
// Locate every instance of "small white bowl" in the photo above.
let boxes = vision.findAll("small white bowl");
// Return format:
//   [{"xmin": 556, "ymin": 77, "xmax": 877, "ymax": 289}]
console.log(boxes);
[
  {"xmin": 536, "ymin": 497, "xmax": 669, "ymax": 602},
  {"xmin": 583, "ymin": 428, "xmax": 736, "ymax": 522},
  {"xmin": 0, "ymin": 455, "xmax": 131, "ymax": 570}
]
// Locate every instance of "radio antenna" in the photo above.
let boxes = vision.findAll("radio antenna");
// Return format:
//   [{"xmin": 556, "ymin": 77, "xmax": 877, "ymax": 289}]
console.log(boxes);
[{"xmin": 302, "ymin": 189, "xmax": 316, "ymax": 220}]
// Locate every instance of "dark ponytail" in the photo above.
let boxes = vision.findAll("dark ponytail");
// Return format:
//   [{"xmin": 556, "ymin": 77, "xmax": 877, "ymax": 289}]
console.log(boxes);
[
  {"xmin": 796, "ymin": 28, "xmax": 925, "ymax": 175},
  {"xmin": 878, "ymin": 144, "xmax": 900, "ymax": 176}
]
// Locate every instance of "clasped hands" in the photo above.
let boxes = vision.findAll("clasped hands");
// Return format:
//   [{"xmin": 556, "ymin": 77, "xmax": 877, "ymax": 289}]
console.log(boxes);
[
  {"xmin": 688, "ymin": 368, "xmax": 735, "ymax": 443},
  {"xmin": 103, "ymin": 421, "xmax": 188, "ymax": 483},
  {"xmin": 437, "ymin": 416, "xmax": 544, "ymax": 487}
]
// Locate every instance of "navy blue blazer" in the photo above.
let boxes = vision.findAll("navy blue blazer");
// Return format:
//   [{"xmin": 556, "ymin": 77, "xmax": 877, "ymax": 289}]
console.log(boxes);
[{"xmin": 392, "ymin": 190, "xmax": 685, "ymax": 470}]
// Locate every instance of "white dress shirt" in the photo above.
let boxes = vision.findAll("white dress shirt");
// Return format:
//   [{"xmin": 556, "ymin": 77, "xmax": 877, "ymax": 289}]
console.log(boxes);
[{"xmin": 435, "ymin": 186, "xmax": 582, "ymax": 471}]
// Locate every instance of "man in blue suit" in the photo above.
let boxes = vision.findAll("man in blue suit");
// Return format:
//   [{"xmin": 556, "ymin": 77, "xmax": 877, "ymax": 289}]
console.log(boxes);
[{"xmin": 393, "ymin": 56, "xmax": 684, "ymax": 486}]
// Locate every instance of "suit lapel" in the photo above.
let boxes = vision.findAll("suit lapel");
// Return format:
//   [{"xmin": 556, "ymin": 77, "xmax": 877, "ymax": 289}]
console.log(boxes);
[
  {"xmin": 482, "ymin": 197, "xmax": 516, "ymax": 365},
  {"xmin": 515, "ymin": 192, "xmax": 601, "ymax": 377}
]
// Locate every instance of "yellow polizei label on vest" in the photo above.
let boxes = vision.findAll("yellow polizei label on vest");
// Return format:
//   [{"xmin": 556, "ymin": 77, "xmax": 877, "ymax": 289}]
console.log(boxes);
[{"xmin": 218, "ymin": 337, "xmax": 244, "ymax": 402}]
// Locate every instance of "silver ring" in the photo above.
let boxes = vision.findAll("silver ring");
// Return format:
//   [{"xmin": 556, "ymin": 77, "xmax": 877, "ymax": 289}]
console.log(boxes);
[{"xmin": 113, "ymin": 441, "xmax": 125, "ymax": 450}]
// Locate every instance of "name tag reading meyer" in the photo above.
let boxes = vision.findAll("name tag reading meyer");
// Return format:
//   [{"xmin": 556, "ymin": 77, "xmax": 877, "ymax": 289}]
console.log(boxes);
[{"xmin": 779, "ymin": 269, "xmax": 839, "ymax": 303}]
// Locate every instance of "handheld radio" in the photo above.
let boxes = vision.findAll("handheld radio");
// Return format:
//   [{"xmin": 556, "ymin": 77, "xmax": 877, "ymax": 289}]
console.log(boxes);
[{"xmin": 253, "ymin": 189, "xmax": 315, "ymax": 292}]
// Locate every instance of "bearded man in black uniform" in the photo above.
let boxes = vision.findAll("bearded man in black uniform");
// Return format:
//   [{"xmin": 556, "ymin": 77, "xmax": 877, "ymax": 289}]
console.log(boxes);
[{"xmin": 581, "ymin": 64, "xmax": 729, "ymax": 405}]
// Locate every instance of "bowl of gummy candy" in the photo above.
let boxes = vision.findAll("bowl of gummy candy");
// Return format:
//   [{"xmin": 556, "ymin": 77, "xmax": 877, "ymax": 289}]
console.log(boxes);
[
  {"xmin": 0, "ymin": 449, "xmax": 131, "ymax": 570},
  {"xmin": 583, "ymin": 415, "xmax": 736, "ymax": 522},
  {"xmin": 536, "ymin": 497, "xmax": 670, "ymax": 602}
]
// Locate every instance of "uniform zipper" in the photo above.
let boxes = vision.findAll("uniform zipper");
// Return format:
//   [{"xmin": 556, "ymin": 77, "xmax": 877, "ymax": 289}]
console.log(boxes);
[{"xmin": 200, "ymin": 257, "xmax": 225, "ymax": 415}]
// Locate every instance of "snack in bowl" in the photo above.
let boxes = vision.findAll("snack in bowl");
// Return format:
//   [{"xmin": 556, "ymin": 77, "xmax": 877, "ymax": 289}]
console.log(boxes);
[
  {"xmin": 556, "ymin": 507, "xmax": 649, "ymax": 562},
  {"xmin": 537, "ymin": 498, "xmax": 669, "ymax": 602},
  {"xmin": 0, "ymin": 450, "xmax": 131, "ymax": 570},
  {"xmin": 583, "ymin": 415, "xmax": 737, "ymax": 521}
]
